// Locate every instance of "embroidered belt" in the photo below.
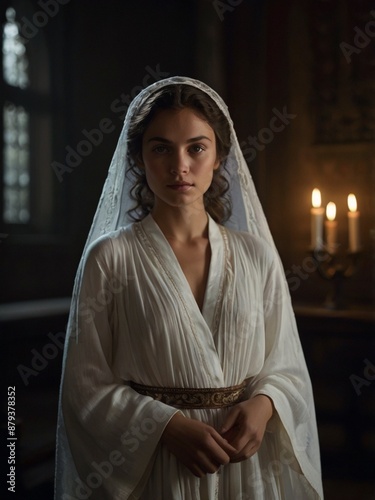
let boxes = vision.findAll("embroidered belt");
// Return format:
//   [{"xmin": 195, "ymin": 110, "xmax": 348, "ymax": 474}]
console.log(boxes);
[{"xmin": 129, "ymin": 379, "xmax": 249, "ymax": 409}]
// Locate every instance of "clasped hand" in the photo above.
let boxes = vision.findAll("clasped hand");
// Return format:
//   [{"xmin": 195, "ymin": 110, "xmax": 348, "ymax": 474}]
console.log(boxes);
[{"xmin": 160, "ymin": 395, "xmax": 273, "ymax": 477}]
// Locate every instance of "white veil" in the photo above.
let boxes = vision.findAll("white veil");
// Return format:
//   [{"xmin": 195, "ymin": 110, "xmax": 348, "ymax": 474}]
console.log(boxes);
[
  {"xmin": 80, "ymin": 77, "xmax": 274, "ymax": 252},
  {"xmin": 55, "ymin": 76, "xmax": 323, "ymax": 499}
]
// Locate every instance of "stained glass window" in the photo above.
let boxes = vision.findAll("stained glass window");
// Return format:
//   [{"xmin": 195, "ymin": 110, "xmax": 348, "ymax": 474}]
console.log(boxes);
[{"xmin": 2, "ymin": 7, "xmax": 30, "ymax": 224}]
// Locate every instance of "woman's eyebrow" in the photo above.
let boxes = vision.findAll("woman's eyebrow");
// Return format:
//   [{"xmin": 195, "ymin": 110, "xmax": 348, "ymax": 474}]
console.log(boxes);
[{"xmin": 147, "ymin": 135, "xmax": 212, "ymax": 143}]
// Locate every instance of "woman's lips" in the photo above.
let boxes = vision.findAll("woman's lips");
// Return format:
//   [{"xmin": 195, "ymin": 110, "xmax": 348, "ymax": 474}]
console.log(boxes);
[{"xmin": 167, "ymin": 183, "xmax": 193, "ymax": 191}]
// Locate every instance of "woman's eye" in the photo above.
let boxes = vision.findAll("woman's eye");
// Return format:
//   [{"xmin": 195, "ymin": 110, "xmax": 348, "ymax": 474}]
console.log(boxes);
[
  {"xmin": 190, "ymin": 144, "xmax": 205, "ymax": 153},
  {"xmin": 153, "ymin": 145, "xmax": 168, "ymax": 154}
]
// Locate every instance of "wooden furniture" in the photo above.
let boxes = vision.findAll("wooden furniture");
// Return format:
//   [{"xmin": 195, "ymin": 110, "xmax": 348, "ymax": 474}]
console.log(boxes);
[{"xmin": 294, "ymin": 303, "xmax": 375, "ymax": 488}]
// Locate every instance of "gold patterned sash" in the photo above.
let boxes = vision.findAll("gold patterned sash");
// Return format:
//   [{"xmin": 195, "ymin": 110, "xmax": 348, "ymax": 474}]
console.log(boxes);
[{"xmin": 129, "ymin": 379, "xmax": 249, "ymax": 409}]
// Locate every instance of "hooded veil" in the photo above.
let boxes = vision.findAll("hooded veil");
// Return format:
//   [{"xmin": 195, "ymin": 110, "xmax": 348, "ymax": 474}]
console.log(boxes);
[{"xmin": 55, "ymin": 77, "xmax": 323, "ymax": 499}]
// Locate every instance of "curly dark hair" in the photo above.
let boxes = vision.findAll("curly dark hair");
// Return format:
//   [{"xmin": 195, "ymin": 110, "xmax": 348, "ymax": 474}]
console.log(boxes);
[{"xmin": 126, "ymin": 84, "xmax": 232, "ymax": 223}]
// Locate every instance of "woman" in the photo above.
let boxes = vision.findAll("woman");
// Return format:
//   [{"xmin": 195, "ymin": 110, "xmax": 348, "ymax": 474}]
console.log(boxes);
[{"xmin": 55, "ymin": 77, "xmax": 323, "ymax": 499}]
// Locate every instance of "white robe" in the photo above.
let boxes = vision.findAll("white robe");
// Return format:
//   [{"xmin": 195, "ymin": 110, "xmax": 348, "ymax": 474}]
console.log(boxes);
[{"xmin": 60, "ymin": 214, "xmax": 323, "ymax": 500}]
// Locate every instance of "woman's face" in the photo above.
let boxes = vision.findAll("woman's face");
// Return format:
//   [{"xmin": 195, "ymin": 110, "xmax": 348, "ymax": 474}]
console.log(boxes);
[{"xmin": 140, "ymin": 107, "xmax": 219, "ymax": 215}]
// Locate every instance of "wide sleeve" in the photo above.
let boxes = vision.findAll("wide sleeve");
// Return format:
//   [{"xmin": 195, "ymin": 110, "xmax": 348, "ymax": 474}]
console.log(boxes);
[
  {"xmin": 59, "ymin": 237, "xmax": 180, "ymax": 500},
  {"xmin": 248, "ymin": 252, "xmax": 324, "ymax": 499}
]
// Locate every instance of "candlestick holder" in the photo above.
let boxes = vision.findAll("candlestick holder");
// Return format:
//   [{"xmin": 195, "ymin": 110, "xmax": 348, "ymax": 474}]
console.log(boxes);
[{"xmin": 310, "ymin": 247, "xmax": 361, "ymax": 310}]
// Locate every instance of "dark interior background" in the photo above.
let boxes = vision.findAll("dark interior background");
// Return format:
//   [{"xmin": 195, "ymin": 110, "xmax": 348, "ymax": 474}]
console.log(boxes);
[{"xmin": 1, "ymin": 1, "xmax": 374, "ymax": 499}]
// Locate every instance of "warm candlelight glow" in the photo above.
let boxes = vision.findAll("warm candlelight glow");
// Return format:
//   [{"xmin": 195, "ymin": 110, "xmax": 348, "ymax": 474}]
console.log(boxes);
[
  {"xmin": 348, "ymin": 193, "xmax": 357, "ymax": 213},
  {"xmin": 310, "ymin": 189, "xmax": 324, "ymax": 249},
  {"xmin": 312, "ymin": 188, "xmax": 321, "ymax": 208},
  {"xmin": 326, "ymin": 202, "xmax": 336, "ymax": 221},
  {"xmin": 347, "ymin": 193, "xmax": 360, "ymax": 252}
]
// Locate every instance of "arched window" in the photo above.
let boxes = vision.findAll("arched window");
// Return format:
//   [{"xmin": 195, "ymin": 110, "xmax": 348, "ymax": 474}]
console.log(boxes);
[{"xmin": 1, "ymin": 2, "xmax": 54, "ymax": 233}]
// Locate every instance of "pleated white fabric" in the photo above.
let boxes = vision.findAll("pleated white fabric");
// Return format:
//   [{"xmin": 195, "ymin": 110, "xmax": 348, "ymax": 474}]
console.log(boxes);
[{"xmin": 55, "ymin": 77, "xmax": 323, "ymax": 500}]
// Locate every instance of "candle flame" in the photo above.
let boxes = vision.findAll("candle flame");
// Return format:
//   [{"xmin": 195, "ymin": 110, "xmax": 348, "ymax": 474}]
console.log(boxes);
[
  {"xmin": 348, "ymin": 193, "xmax": 357, "ymax": 212},
  {"xmin": 326, "ymin": 202, "xmax": 336, "ymax": 221},
  {"xmin": 312, "ymin": 188, "xmax": 321, "ymax": 208}
]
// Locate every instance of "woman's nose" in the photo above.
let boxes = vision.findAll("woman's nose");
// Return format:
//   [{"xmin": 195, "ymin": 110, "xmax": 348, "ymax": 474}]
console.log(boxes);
[{"xmin": 170, "ymin": 151, "xmax": 190, "ymax": 174}]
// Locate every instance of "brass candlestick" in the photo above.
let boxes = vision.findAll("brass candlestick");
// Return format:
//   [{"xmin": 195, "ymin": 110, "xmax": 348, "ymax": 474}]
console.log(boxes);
[{"xmin": 310, "ymin": 247, "xmax": 361, "ymax": 310}]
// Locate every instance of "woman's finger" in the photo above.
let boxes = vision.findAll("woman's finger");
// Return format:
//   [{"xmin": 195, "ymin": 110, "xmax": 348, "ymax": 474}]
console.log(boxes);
[
  {"xmin": 219, "ymin": 406, "xmax": 240, "ymax": 434},
  {"xmin": 230, "ymin": 442, "xmax": 259, "ymax": 463}
]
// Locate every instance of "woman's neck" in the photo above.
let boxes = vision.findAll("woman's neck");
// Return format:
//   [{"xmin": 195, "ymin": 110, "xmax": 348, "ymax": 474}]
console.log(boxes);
[{"xmin": 151, "ymin": 207, "xmax": 209, "ymax": 243}]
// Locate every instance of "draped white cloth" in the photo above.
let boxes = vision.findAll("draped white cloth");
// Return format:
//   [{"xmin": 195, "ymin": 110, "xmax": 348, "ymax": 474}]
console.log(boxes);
[{"xmin": 55, "ymin": 77, "xmax": 323, "ymax": 499}]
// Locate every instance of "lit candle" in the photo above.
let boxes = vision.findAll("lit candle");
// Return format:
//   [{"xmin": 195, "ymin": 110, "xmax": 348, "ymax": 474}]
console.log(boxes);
[
  {"xmin": 310, "ymin": 188, "xmax": 324, "ymax": 249},
  {"xmin": 325, "ymin": 201, "xmax": 337, "ymax": 254},
  {"xmin": 347, "ymin": 193, "xmax": 360, "ymax": 252}
]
